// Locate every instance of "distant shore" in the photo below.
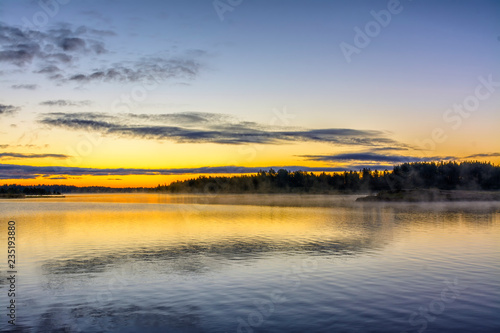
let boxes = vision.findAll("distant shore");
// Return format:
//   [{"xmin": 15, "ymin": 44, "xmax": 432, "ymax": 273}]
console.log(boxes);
[
  {"xmin": 0, "ymin": 193, "xmax": 25, "ymax": 199},
  {"xmin": 356, "ymin": 189, "xmax": 500, "ymax": 202},
  {"xmin": 0, "ymin": 193, "xmax": 65, "ymax": 199}
]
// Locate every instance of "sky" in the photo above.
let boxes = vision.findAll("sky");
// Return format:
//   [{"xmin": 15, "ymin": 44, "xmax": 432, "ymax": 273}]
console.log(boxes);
[{"xmin": 0, "ymin": 0, "xmax": 499, "ymax": 187}]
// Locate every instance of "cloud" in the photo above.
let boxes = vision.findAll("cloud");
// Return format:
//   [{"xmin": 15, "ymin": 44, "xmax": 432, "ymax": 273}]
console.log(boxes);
[
  {"xmin": 0, "ymin": 104, "xmax": 20, "ymax": 116},
  {"xmin": 464, "ymin": 153, "xmax": 500, "ymax": 159},
  {"xmin": 0, "ymin": 153, "xmax": 68, "ymax": 160},
  {"xmin": 0, "ymin": 163, "xmax": 393, "ymax": 180},
  {"xmin": 371, "ymin": 147, "xmax": 409, "ymax": 152},
  {"xmin": 34, "ymin": 65, "xmax": 60, "ymax": 74},
  {"xmin": 47, "ymin": 24, "xmax": 110, "ymax": 55},
  {"xmin": 88, "ymin": 29, "xmax": 117, "ymax": 37},
  {"xmin": 11, "ymin": 84, "xmax": 38, "ymax": 90},
  {"xmin": 58, "ymin": 37, "xmax": 86, "ymax": 52},
  {"xmin": 40, "ymin": 100, "xmax": 91, "ymax": 107},
  {"xmin": 0, "ymin": 41, "xmax": 40, "ymax": 66},
  {"xmin": 67, "ymin": 57, "xmax": 202, "ymax": 83},
  {"xmin": 38, "ymin": 112, "xmax": 403, "ymax": 146},
  {"xmin": 79, "ymin": 11, "xmax": 112, "ymax": 26},
  {"xmin": 302, "ymin": 152, "xmax": 455, "ymax": 164},
  {"xmin": 0, "ymin": 22, "xmax": 205, "ymax": 84},
  {"xmin": 0, "ymin": 144, "xmax": 49, "ymax": 150},
  {"xmin": 0, "ymin": 22, "xmax": 105, "ymax": 67}
]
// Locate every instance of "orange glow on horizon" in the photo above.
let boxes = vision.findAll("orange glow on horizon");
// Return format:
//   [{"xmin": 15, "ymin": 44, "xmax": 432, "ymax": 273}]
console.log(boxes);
[{"xmin": 1, "ymin": 156, "xmax": 498, "ymax": 188}]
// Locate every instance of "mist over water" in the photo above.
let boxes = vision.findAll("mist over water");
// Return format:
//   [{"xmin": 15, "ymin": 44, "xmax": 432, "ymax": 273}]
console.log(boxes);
[{"xmin": 1, "ymin": 194, "xmax": 499, "ymax": 332}]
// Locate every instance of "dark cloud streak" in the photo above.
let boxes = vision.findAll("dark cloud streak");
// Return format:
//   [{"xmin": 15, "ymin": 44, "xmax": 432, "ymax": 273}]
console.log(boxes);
[
  {"xmin": 0, "ymin": 163, "xmax": 394, "ymax": 180},
  {"xmin": 11, "ymin": 84, "xmax": 38, "ymax": 90},
  {"xmin": 38, "ymin": 112, "xmax": 403, "ymax": 146},
  {"xmin": 0, "ymin": 22, "xmax": 205, "ymax": 84},
  {"xmin": 0, "ymin": 22, "xmax": 104, "ymax": 68},
  {"xmin": 0, "ymin": 153, "xmax": 68, "ymax": 160},
  {"xmin": 67, "ymin": 57, "xmax": 202, "ymax": 83},
  {"xmin": 302, "ymin": 152, "xmax": 455, "ymax": 163},
  {"xmin": 40, "ymin": 100, "xmax": 91, "ymax": 107},
  {"xmin": 465, "ymin": 153, "xmax": 500, "ymax": 159},
  {"xmin": 0, "ymin": 104, "xmax": 20, "ymax": 116}
]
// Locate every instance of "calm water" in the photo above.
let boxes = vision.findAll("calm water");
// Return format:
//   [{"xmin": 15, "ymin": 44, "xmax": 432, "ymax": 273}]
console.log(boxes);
[{"xmin": 0, "ymin": 194, "xmax": 499, "ymax": 333}]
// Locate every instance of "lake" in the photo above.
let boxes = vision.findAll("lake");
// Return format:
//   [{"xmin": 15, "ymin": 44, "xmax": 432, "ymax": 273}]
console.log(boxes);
[{"xmin": 1, "ymin": 194, "xmax": 499, "ymax": 332}]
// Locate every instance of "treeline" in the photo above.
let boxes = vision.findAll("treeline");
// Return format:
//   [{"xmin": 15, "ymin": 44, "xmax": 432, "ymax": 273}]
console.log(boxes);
[
  {"xmin": 0, "ymin": 184, "xmax": 149, "ymax": 194},
  {"xmin": 156, "ymin": 161, "xmax": 500, "ymax": 194},
  {"xmin": 0, "ymin": 186, "xmax": 57, "ymax": 196},
  {"xmin": 2, "ymin": 161, "xmax": 499, "ymax": 195}
]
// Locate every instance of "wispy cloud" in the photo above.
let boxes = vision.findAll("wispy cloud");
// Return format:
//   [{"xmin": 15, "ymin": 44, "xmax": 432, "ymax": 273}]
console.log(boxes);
[
  {"xmin": 0, "ymin": 144, "xmax": 49, "ymax": 150},
  {"xmin": 302, "ymin": 152, "xmax": 455, "ymax": 164},
  {"xmin": 0, "ymin": 22, "xmax": 205, "ymax": 84},
  {"xmin": 79, "ymin": 11, "xmax": 112, "ymax": 25},
  {"xmin": 38, "ymin": 112, "xmax": 404, "ymax": 146},
  {"xmin": 40, "ymin": 100, "xmax": 92, "ymax": 107},
  {"xmin": 464, "ymin": 153, "xmax": 500, "ymax": 159},
  {"xmin": 0, "ymin": 22, "xmax": 106, "ymax": 67},
  {"xmin": 370, "ymin": 147, "xmax": 409, "ymax": 152},
  {"xmin": 11, "ymin": 84, "xmax": 38, "ymax": 90},
  {"xmin": 0, "ymin": 153, "xmax": 68, "ymax": 160},
  {"xmin": 0, "ymin": 104, "xmax": 20, "ymax": 116},
  {"xmin": 34, "ymin": 65, "xmax": 61, "ymax": 74},
  {"xmin": 67, "ymin": 57, "xmax": 203, "ymax": 84},
  {"xmin": 0, "ymin": 163, "xmax": 393, "ymax": 180}
]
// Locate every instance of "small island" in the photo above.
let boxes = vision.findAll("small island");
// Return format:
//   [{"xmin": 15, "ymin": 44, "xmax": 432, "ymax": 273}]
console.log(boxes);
[
  {"xmin": 0, "ymin": 186, "xmax": 63, "ymax": 199},
  {"xmin": 155, "ymin": 162, "xmax": 500, "ymax": 202},
  {"xmin": 0, "ymin": 193, "xmax": 25, "ymax": 199},
  {"xmin": 356, "ymin": 189, "xmax": 500, "ymax": 202}
]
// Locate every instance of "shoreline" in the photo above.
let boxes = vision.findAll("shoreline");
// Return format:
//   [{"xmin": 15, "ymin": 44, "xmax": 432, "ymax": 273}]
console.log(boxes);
[
  {"xmin": 0, "ymin": 194, "xmax": 65, "ymax": 199},
  {"xmin": 356, "ymin": 189, "xmax": 500, "ymax": 202}
]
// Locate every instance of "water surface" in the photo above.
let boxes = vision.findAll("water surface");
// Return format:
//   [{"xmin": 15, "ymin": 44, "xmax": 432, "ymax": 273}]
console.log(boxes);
[{"xmin": 0, "ymin": 194, "xmax": 499, "ymax": 332}]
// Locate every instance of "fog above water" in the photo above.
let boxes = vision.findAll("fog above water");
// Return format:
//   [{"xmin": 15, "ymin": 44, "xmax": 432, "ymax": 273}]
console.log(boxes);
[{"xmin": 0, "ymin": 193, "xmax": 499, "ymax": 332}]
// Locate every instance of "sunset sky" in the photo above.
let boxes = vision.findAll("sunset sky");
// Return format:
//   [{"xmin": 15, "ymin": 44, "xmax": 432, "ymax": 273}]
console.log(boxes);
[{"xmin": 0, "ymin": 0, "xmax": 499, "ymax": 187}]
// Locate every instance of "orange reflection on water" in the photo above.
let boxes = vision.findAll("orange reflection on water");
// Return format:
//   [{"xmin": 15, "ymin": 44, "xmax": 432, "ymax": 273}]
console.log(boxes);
[
  {"xmin": 7, "ymin": 194, "xmax": 370, "ymax": 264},
  {"xmin": 1, "ymin": 194, "xmax": 498, "ymax": 269}
]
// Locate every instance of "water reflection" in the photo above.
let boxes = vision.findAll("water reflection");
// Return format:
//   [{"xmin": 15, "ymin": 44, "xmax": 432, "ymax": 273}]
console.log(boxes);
[
  {"xmin": 41, "ymin": 237, "xmax": 381, "ymax": 276},
  {"xmin": 0, "ymin": 194, "xmax": 499, "ymax": 332}
]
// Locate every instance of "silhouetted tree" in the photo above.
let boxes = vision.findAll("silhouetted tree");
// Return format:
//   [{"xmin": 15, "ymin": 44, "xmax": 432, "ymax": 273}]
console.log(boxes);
[{"xmin": 153, "ymin": 161, "xmax": 500, "ymax": 194}]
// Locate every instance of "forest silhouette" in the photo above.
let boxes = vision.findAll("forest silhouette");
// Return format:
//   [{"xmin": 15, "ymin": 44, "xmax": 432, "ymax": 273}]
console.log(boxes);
[
  {"xmin": 2, "ymin": 161, "xmax": 499, "ymax": 195},
  {"xmin": 156, "ymin": 161, "xmax": 500, "ymax": 194}
]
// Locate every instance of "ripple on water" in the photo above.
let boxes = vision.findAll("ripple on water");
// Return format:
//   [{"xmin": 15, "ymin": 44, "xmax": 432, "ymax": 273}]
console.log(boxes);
[{"xmin": 0, "ymin": 194, "xmax": 499, "ymax": 332}]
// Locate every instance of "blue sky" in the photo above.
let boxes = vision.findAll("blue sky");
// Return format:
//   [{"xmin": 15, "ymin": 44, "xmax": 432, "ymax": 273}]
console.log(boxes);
[{"xmin": 0, "ymin": 0, "xmax": 499, "ymax": 186}]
